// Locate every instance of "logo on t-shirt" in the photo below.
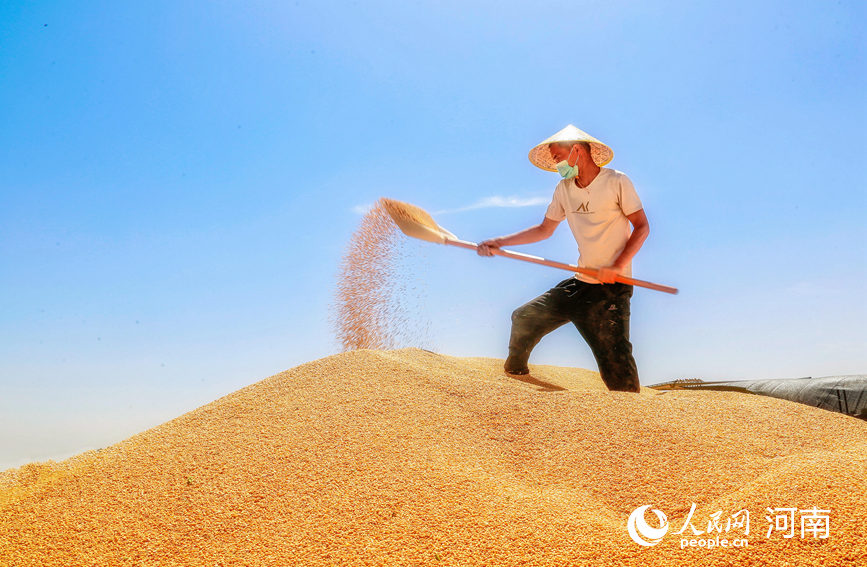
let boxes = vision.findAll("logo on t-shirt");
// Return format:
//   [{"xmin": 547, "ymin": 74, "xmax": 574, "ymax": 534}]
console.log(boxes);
[{"xmin": 572, "ymin": 202, "xmax": 591, "ymax": 214}]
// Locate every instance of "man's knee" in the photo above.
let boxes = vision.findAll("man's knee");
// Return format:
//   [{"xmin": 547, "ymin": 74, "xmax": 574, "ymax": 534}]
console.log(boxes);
[
  {"xmin": 511, "ymin": 307, "xmax": 521, "ymax": 324},
  {"xmin": 511, "ymin": 304, "xmax": 534, "ymax": 326}
]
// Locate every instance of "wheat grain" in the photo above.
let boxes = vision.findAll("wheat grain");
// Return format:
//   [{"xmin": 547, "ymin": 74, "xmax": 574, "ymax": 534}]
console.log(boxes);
[{"xmin": 1, "ymin": 349, "xmax": 865, "ymax": 566}]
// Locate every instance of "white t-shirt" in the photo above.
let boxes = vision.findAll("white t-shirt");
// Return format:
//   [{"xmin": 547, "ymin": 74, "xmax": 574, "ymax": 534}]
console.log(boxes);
[{"xmin": 545, "ymin": 168, "xmax": 643, "ymax": 283}]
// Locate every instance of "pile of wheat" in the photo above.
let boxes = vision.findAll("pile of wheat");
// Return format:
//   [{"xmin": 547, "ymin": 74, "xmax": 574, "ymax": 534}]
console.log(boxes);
[{"xmin": 1, "ymin": 349, "xmax": 865, "ymax": 566}]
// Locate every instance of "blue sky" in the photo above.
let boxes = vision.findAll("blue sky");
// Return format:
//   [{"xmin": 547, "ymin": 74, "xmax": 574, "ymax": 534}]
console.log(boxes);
[{"xmin": 1, "ymin": 1, "xmax": 865, "ymax": 470}]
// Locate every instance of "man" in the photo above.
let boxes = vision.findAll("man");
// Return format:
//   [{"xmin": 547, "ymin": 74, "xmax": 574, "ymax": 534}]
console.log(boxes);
[{"xmin": 477, "ymin": 125, "xmax": 649, "ymax": 393}]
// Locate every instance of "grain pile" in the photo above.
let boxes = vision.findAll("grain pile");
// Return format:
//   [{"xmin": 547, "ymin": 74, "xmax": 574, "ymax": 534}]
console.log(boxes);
[
  {"xmin": 1, "ymin": 349, "xmax": 866, "ymax": 566},
  {"xmin": 331, "ymin": 202, "xmax": 427, "ymax": 351}
]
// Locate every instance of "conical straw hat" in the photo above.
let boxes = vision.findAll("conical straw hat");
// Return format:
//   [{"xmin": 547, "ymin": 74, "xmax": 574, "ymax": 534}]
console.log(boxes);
[{"xmin": 528, "ymin": 124, "xmax": 614, "ymax": 171}]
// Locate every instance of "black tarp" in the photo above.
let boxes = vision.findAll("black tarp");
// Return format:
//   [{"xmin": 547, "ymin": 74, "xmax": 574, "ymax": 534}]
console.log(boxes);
[{"xmin": 650, "ymin": 375, "xmax": 867, "ymax": 420}]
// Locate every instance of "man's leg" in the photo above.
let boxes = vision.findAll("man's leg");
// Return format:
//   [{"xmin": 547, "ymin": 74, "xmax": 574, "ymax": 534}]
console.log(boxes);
[
  {"xmin": 570, "ymin": 283, "xmax": 640, "ymax": 392},
  {"xmin": 505, "ymin": 279, "xmax": 574, "ymax": 374}
]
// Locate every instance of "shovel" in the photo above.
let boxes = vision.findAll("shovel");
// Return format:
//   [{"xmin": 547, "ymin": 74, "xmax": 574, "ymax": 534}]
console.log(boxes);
[{"xmin": 380, "ymin": 197, "xmax": 678, "ymax": 295}]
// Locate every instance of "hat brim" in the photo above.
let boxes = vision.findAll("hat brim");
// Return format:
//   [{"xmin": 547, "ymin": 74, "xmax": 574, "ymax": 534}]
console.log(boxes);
[
  {"xmin": 527, "ymin": 125, "xmax": 614, "ymax": 171},
  {"xmin": 529, "ymin": 142, "xmax": 614, "ymax": 171}
]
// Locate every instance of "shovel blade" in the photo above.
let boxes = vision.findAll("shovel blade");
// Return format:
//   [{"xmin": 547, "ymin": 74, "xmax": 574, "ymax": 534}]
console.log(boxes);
[{"xmin": 380, "ymin": 198, "xmax": 457, "ymax": 244}]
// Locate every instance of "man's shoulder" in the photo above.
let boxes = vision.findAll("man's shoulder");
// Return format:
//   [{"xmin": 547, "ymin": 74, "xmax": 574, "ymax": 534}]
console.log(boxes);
[
  {"xmin": 601, "ymin": 167, "xmax": 631, "ymax": 181},
  {"xmin": 599, "ymin": 168, "xmax": 637, "ymax": 193}
]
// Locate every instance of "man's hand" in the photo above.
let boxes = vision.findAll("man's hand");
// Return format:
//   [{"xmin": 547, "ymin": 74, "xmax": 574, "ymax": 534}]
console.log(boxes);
[
  {"xmin": 596, "ymin": 265, "xmax": 624, "ymax": 284},
  {"xmin": 475, "ymin": 217, "xmax": 559, "ymax": 257},
  {"xmin": 477, "ymin": 238, "xmax": 502, "ymax": 257}
]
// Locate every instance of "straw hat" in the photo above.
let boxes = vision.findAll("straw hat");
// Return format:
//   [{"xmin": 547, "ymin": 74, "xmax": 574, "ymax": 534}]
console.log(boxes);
[{"xmin": 528, "ymin": 124, "xmax": 614, "ymax": 171}]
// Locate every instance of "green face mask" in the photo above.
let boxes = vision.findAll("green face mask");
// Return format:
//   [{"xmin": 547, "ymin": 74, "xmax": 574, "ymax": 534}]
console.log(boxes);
[{"xmin": 556, "ymin": 146, "xmax": 579, "ymax": 179}]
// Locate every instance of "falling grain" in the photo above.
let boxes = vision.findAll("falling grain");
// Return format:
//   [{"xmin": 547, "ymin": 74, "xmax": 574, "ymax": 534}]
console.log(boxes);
[
  {"xmin": 331, "ymin": 200, "xmax": 428, "ymax": 351},
  {"xmin": 331, "ymin": 202, "xmax": 402, "ymax": 350}
]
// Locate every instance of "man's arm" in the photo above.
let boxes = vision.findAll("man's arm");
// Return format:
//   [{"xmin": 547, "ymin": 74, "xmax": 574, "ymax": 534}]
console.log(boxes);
[
  {"xmin": 476, "ymin": 216, "xmax": 560, "ymax": 256},
  {"xmin": 596, "ymin": 208, "xmax": 650, "ymax": 283}
]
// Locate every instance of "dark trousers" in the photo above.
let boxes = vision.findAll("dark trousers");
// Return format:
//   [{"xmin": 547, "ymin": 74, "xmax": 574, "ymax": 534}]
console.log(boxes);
[{"xmin": 506, "ymin": 278, "xmax": 640, "ymax": 392}]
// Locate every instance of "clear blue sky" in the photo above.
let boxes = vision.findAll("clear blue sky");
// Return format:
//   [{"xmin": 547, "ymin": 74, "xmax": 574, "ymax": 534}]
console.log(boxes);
[{"xmin": 2, "ymin": 1, "xmax": 865, "ymax": 470}]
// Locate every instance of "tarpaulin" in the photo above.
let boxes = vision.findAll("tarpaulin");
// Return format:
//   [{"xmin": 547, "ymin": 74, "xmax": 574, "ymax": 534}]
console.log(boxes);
[{"xmin": 650, "ymin": 375, "xmax": 867, "ymax": 420}]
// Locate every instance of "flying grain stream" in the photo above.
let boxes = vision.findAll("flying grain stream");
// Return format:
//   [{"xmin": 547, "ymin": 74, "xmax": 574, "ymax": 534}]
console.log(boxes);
[
  {"xmin": 331, "ymin": 200, "xmax": 427, "ymax": 352},
  {"xmin": 332, "ymin": 202, "xmax": 402, "ymax": 351}
]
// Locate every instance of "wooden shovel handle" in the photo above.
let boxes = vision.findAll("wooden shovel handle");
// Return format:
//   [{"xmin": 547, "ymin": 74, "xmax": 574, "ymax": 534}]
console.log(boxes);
[{"xmin": 445, "ymin": 239, "xmax": 678, "ymax": 295}]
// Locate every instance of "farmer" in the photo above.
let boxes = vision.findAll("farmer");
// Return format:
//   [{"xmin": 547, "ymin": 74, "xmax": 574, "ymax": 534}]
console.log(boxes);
[{"xmin": 477, "ymin": 125, "xmax": 649, "ymax": 392}]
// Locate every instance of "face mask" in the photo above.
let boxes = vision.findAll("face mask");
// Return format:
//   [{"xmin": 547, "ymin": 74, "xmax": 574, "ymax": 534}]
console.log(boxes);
[{"xmin": 556, "ymin": 146, "xmax": 579, "ymax": 179}]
